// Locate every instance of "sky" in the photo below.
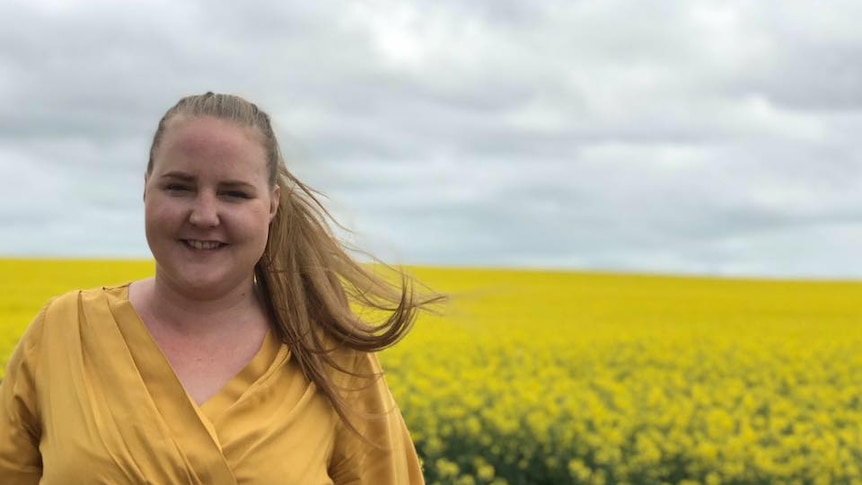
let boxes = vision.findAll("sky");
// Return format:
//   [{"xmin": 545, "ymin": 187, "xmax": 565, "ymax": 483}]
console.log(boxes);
[{"xmin": 1, "ymin": 0, "xmax": 861, "ymax": 279}]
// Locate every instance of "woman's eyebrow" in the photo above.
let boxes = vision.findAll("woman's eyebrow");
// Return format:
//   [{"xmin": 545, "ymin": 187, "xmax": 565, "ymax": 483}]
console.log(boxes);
[
  {"xmin": 160, "ymin": 171, "xmax": 195, "ymax": 182},
  {"xmin": 220, "ymin": 180, "xmax": 257, "ymax": 191}
]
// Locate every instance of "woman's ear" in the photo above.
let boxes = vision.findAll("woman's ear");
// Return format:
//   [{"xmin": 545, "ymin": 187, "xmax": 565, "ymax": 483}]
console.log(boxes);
[{"xmin": 142, "ymin": 173, "xmax": 149, "ymax": 201}]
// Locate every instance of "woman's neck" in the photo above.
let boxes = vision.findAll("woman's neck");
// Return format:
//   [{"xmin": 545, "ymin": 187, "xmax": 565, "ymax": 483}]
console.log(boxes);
[{"xmin": 131, "ymin": 276, "xmax": 267, "ymax": 339}]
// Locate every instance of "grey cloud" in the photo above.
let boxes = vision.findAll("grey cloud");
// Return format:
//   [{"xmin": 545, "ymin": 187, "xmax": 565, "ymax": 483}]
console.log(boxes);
[
  {"xmin": 748, "ymin": 42, "xmax": 862, "ymax": 111},
  {"xmin": 1, "ymin": 0, "xmax": 861, "ymax": 278}
]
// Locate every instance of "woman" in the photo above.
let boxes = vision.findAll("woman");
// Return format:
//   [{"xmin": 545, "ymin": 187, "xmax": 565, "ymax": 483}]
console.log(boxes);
[{"xmin": 0, "ymin": 93, "xmax": 441, "ymax": 484}]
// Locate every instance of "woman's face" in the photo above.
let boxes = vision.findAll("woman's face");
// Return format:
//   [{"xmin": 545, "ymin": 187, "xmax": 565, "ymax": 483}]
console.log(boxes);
[{"xmin": 144, "ymin": 116, "xmax": 279, "ymax": 299}]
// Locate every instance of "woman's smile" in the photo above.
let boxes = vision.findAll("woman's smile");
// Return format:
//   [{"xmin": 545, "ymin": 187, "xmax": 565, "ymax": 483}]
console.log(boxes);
[{"xmin": 181, "ymin": 239, "xmax": 227, "ymax": 250}]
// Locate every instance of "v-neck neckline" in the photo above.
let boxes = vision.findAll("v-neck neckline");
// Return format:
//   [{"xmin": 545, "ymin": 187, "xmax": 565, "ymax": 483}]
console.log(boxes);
[
  {"xmin": 99, "ymin": 285, "xmax": 238, "ymax": 484},
  {"xmin": 198, "ymin": 329, "xmax": 279, "ymax": 421},
  {"xmin": 108, "ymin": 284, "xmax": 281, "ymax": 424}
]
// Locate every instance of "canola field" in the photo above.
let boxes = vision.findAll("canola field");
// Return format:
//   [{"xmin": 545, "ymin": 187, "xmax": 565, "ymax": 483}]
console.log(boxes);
[{"xmin": 2, "ymin": 259, "xmax": 862, "ymax": 485}]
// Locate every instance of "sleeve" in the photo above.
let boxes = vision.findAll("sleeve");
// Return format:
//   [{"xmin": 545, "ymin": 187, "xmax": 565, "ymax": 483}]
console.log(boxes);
[
  {"xmin": 0, "ymin": 308, "xmax": 45, "ymax": 485},
  {"xmin": 329, "ymin": 351, "xmax": 425, "ymax": 485}
]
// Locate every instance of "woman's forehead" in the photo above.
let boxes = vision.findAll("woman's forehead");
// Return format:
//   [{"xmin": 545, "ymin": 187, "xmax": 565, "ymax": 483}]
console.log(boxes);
[
  {"xmin": 153, "ymin": 116, "xmax": 268, "ymax": 179},
  {"xmin": 164, "ymin": 116, "xmax": 262, "ymax": 154}
]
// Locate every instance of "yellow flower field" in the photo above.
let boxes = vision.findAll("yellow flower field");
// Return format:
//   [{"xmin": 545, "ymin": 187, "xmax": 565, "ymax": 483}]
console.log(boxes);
[{"xmin": 2, "ymin": 259, "xmax": 862, "ymax": 484}]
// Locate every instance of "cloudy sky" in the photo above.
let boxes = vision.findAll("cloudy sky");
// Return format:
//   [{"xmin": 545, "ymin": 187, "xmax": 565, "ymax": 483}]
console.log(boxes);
[{"xmin": 1, "ymin": 0, "xmax": 861, "ymax": 279}]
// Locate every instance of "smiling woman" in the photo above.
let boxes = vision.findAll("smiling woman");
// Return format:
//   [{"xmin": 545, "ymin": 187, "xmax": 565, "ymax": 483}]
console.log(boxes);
[
  {"xmin": 0, "ymin": 92, "xmax": 443, "ymax": 484},
  {"xmin": 144, "ymin": 115, "xmax": 279, "ymax": 303}
]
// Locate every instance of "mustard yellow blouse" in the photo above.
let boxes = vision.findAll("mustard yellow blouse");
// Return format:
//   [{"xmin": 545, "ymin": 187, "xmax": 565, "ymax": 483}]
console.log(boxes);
[{"xmin": 0, "ymin": 285, "xmax": 424, "ymax": 484}]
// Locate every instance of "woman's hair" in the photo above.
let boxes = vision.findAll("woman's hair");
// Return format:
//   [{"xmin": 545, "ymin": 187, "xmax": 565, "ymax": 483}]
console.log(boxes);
[{"xmin": 147, "ymin": 92, "xmax": 445, "ymax": 436}]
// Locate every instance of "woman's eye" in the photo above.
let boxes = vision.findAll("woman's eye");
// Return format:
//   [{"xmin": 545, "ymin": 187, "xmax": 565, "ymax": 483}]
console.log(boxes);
[
  {"xmin": 224, "ymin": 191, "xmax": 250, "ymax": 199},
  {"xmin": 165, "ymin": 184, "xmax": 190, "ymax": 192}
]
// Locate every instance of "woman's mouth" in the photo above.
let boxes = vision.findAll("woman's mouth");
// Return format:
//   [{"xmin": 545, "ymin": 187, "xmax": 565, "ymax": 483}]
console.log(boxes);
[{"xmin": 182, "ymin": 239, "xmax": 226, "ymax": 250}]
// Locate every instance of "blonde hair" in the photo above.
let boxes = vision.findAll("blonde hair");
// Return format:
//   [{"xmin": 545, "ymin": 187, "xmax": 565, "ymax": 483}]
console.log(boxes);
[{"xmin": 148, "ymin": 92, "xmax": 444, "ymax": 436}]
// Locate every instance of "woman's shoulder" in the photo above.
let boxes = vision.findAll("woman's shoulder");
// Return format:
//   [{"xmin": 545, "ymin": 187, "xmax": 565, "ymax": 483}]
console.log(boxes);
[
  {"xmin": 324, "ymin": 345, "xmax": 387, "ymax": 396},
  {"xmin": 32, "ymin": 283, "xmax": 131, "ymax": 330},
  {"xmin": 12, "ymin": 284, "xmax": 132, "ymax": 362},
  {"xmin": 43, "ymin": 283, "xmax": 129, "ymax": 309}
]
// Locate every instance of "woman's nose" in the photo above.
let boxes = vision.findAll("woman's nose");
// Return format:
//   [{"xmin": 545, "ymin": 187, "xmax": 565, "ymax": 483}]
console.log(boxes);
[{"xmin": 189, "ymin": 192, "xmax": 220, "ymax": 227}]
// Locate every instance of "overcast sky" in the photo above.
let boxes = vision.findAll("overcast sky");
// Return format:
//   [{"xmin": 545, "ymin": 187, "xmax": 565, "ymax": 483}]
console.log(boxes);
[{"xmin": 1, "ymin": 0, "xmax": 861, "ymax": 279}]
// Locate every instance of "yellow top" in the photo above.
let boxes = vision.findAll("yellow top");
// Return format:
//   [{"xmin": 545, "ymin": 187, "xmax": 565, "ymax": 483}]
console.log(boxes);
[{"xmin": 0, "ymin": 285, "xmax": 424, "ymax": 484}]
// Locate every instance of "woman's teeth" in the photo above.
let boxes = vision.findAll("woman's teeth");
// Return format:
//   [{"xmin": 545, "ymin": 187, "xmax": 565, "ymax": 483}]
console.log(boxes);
[{"xmin": 184, "ymin": 240, "xmax": 223, "ymax": 250}]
